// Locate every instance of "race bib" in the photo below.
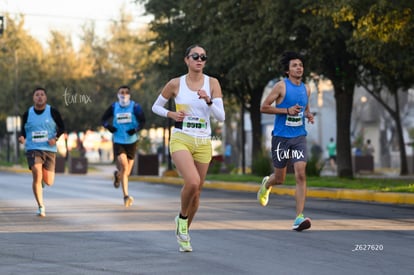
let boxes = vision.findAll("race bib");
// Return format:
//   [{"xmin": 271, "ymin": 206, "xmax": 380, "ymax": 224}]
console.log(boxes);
[
  {"xmin": 182, "ymin": 116, "xmax": 208, "ymax": 135},
  {"xmin": 32, "ymin": 131, "xmax": 48, "ymax": 143},
  {"xmin": 116, "ymin": 113, "xmax": 132, "ymax": 124},
  {"xmin": 285, "ymin": 112, "xmax": 303, "ymax": 127}
]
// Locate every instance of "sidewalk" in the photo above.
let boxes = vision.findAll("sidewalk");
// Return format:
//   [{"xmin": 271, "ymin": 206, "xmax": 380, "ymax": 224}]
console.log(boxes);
[
  {"xmin": 128, "ymin": 162, "xmax": 414, "ymax": 205},
  {"xmin": 129, "ymin": 174, "xmax": 414, "ymax": 205},
  {"xmin": 2, "ymin": 164, "xmax": 414, "ymax": 205}
]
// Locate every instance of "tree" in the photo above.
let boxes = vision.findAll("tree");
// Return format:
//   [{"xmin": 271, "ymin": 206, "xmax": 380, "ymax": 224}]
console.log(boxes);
[
  {"xmin": 139, "ymin": 0, "xmax": 294, "ymax": 172},
  {"xmin": 137, "ymin": 0, "xmax": 414, "ymax": 177},
  {"xmin": 293, "ymin": 1, "xmax": 361, "ymax": 178},
  {"xmin": 40, "ymin": 8, "xmax": 155, "ymax": 133},
  {"xmin": 0, "ymin": 10, "xmax": 157, "ymax": 163},
  {"xmin": 105, "ymin": 10, "xmax": 164, "ymax": 129},
  {"xmin": 350, "ymin": 0, "xmax": 414, "ymax": 175},
  {"xmin": 42, "ymin": 30, "xmax": 93, "ymax": 132},
  {"xmin": 139, "ymin": 0, "xmax": 360, "ymax": 177},
  {"xmin": 0, "ymin": 15, "xmax": 44, "ymax": 133},
  {"xmin": 296, "ymin": 0, "xmax": 414, "ymax": 176}
]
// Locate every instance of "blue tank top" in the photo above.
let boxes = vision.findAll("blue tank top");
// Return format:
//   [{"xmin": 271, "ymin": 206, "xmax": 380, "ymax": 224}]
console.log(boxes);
[
  {"xmin": 272, "ymin": 78, "xmax": 308, "ymax": 138},
  {"xmin": 112, "ymin": 101, "xmax": 139, "ymax": 144},
  {"xmin": 24, "ymin": 105, "xmax": 57, "ymax": 152}
]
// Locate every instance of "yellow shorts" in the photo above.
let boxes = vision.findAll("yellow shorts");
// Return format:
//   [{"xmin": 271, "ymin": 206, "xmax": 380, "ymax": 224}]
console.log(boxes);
[{"xmin": 170, "ymin": 131, "xmax": 212, "ymax": 164}]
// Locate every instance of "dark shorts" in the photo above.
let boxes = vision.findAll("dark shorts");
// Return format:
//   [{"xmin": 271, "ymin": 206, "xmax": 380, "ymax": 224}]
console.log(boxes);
[
  {"xmin": 113, "ymin": 142, "xmax": 138, "ymax": 160},
  {"xmin": 26, "ymin": 150, "xmax": 56, "ymax": 171},
  {"xmin": 271, "ymin": 136, "xmax": 307, "ymax": 168}
]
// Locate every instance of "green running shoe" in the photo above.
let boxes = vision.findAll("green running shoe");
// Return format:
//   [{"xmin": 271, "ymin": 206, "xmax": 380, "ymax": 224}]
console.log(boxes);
[
  {"xmin": 177, "ymin": 239, "xmax": 193, "ymax": 252},
  {"xmin": 257, "ymin": 176, "xmax": 271, "ymax": 206},
  {"xmin": 175, "ymin": 216, "xmax": 192, "ymax": 252}
]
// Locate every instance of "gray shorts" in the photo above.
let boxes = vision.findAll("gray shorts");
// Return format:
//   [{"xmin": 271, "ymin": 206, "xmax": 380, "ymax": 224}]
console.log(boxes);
[
  {"xmin": 271, "ymin": 136, "xmax": 307, "ymax": 168},
  {"xmin": 26, "ymin": 150, "xmax": 56, "ymax": 171}
]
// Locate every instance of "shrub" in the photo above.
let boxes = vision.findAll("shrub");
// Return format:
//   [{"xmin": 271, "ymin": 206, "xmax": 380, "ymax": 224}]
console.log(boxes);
[
  {"xmin": 209, "ymin": 160, "xmax": 222, "ymax": 174},
  {"xmin": 306, "ymin": 155, "xmax": 324, "ymax": 176},
  {"xmin": 251, "ymin": 152, "xmax": 273, "ymax": 177}
]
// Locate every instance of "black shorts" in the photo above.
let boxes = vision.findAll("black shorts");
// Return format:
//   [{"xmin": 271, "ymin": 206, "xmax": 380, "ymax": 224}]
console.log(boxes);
[
  {"xmin": 26, "ymin": 150, "xmax": 56, "ymax": 171},
  {"xmin": 113, "ymin": 142, "xmax": 138, "ymax": 160},
  {"xmin": 271, "ymin": 135, "xmax": 307, "ymax": 168}
]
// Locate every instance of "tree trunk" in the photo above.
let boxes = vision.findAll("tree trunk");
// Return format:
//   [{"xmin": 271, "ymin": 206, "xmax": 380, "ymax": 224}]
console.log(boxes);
[
  {"xmin": 392, "ymin": 92, "xmax": 408, "ymax": 175},
  {"xmin": 335, "ymin": 85, "xmax": 354, "ymax": 178},
  {"xmin": 369, "ymin": 88, "xmax": 409, "ymax": 175},
  {"xmin": 250, "ymin": 86, "xmax": 263, "ymax": 160},
  {"xmin": 241, "ymin": 103, "xmax": 246, "ymax": 174}
]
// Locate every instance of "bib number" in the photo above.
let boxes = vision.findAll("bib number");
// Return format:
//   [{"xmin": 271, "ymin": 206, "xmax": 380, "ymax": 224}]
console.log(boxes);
[
  {"xmin": 182, "ymin": 116, "xmax": 208, "ymax": 134},
  {"xmin": 116, "ymin": 113, "xmax": 132, "ymax": 124},
  {"xmin": 285, "ymin": 112, "xmax": 303, "ymax": 127},
  {"xmin": 32, "ymin": 131, "xmax": 48, "ymax": 143}
]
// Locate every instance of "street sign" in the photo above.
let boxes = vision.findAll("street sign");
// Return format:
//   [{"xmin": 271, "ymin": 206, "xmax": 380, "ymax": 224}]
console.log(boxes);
[
  {"xmin": 0, "ymin": 16, "xmax": 4, "ymax": 35},
  {"xmin": 6, "ymin": 116, "xmax": 21, "ymax": 133}
]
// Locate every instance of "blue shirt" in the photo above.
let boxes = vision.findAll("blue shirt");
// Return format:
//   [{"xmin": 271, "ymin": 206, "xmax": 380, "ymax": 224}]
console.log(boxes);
[
  {"xmin": 112, "ymin": 101, "xmax": 140, "ymax": 144},
  {"xmin": 272, "ymin": 78, "xmax": 308, "ymax": 138},
  {"xmin": 24, "ymin": 105, "xmax": 57, "ymax": 152}
]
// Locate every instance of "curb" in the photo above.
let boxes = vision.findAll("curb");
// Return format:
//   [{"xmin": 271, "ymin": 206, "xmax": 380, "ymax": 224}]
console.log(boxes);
[
  {"xmin": 2, "ymin": 166, "xmax": 413, "ymax": 205},
  {"xmin": 129, "ymin": 176, "xmax": 414, "ymax": 205},
  {"xmin": 0, "ymin": 167, "xmax": 29, "ymax": 174}
]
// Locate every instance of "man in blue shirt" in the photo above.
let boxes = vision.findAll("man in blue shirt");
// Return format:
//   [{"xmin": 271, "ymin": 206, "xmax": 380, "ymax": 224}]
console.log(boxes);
[
  {"xmin": 19, "ymin": 87, "xmax": 65, "ymax": 217},
  {"xmin": 258, "ymin": 52, "xmax": 315, "ymax": 231},
  {"xmin": 101, "ymin": 85, "xmax": 146, "ymax": 207}
]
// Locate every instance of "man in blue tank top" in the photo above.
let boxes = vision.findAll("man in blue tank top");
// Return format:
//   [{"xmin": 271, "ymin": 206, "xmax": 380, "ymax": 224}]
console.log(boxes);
[
  {"xmin": 258, "ymin": 52, "xmax": 315, "ymax": 231},
  {"xmin": 101, "ymin": 85, "xmax": 146, "ymax": 207},
  {"xmin": 18, "ymin": 87, "xmax": 65, "ymax": 217}
]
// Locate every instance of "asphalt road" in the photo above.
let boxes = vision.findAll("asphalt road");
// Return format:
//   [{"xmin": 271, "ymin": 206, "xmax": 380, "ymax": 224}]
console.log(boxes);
[{"xmin": 1, "ymin": 171, "xmax": 413, "ymax": 275}]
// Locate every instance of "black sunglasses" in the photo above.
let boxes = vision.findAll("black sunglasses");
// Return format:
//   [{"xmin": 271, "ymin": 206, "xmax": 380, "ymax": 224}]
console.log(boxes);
[{"xmin": 187, "ymin": 53, "xmax": 207, "ymax": 61}]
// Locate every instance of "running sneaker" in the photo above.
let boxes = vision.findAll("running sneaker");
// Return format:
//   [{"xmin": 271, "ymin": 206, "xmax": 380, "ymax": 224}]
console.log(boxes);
[
  {"xmin": 113, "ymin": 170, "xmax": 120, "ymax": 188},
  {"xmin": 37, "ymin": 206, "xmax": 46, "ymax": 217},
  {"xmin": 175, "ymin": 216, "xmax": 192, "ymax": 252},
  {"xmin": 257, "ymin": 176, "xmax": 271, "ymax": 206},
  {"xmin": 292, "ymin": 214, "xmax": 311, "ymax": 231},
  {"xmin": 124, "ymin": 196, "xmax": 134, "ymax": 207},
  {"xmin": 177, "ymin": 238, "xmax": 193, "ymax": 252}
]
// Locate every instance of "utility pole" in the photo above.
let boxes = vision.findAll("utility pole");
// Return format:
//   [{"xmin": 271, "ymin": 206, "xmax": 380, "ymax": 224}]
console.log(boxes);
[
  {"xmin": 165, "ymin": 15, "xmax": 173, "ymax": 172},
  {"xmin": 14, "ymin": 49, "xmax": 19, "ymax": 163}
]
